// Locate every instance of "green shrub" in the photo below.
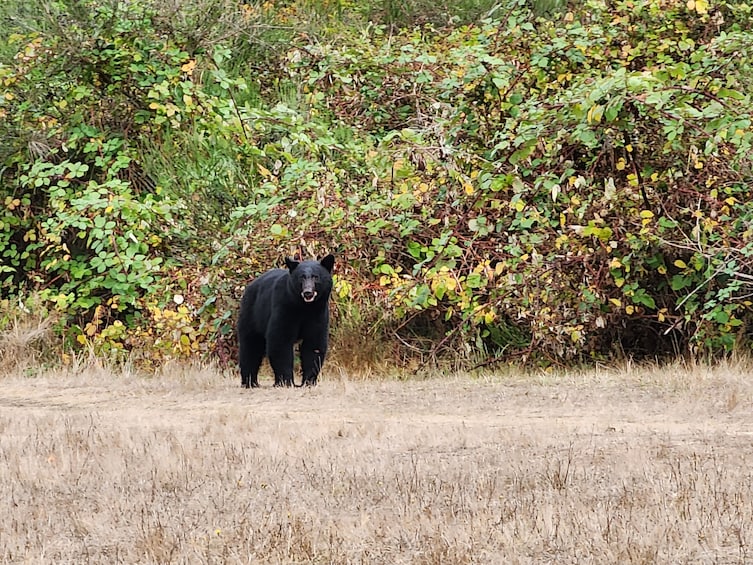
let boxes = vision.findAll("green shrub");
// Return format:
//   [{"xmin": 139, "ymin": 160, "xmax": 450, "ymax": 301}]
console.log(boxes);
[{"xmin": 3, "ymin": 0, "xmax": 753, "ymax": 368}]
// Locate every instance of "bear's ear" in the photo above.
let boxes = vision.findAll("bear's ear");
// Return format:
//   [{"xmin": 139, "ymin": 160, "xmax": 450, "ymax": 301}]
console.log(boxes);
[
  {"xmin": 319, "ymin": 254, "xmax": 335, "ymax": 273},
  {"xmin": 285, "ymin": 257, "xmax": 300, "ymax": 271}
]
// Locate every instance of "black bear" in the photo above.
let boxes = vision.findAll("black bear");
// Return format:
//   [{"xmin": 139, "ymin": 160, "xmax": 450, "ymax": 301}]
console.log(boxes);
[{"xmin": 237, "ymin": 254, "xmax": 335, "ymax": 388}]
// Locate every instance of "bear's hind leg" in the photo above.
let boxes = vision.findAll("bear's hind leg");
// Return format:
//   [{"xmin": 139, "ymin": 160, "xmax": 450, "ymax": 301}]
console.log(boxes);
[{"xmin": 239, "ymin": 335, "xmax": 265, "ymax": 388}]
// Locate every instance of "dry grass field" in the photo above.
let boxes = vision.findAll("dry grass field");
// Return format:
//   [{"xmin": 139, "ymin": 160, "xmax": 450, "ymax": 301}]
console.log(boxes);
[{"xmin": 1, "ymin": 357, "xmax": 753, "ymax": 564}]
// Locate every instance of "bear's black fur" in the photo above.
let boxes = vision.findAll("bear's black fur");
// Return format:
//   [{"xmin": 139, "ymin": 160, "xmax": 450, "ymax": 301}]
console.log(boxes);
[{"xmin": 237, "ymin": 254, "xmax": 335, "ymax": 388}]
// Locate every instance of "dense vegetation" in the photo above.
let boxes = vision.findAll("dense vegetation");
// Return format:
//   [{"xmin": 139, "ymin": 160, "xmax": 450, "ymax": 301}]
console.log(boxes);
[{"xmin": 2, "ymin": 0, "xmax": 753, "ymax": 369}]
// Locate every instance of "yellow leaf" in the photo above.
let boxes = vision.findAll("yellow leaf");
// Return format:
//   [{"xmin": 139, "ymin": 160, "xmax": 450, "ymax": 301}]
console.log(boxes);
[
  {"xmin": 626, "ymin": 305, "xmax": 635, "ymax": 315},
  {"xmin": 674, "ymin": 259, "xmax": 687, "ymax": 269},
  {"xmin": 609, "ymin": 298, "xmax": 622, "ymax": 308},
  {"xmin": 615, "ymin": 158, "xmax": 626, "ymax": 171},
  {"xmin": 689, "ymin": 0, "xmax": 709, "ymax": 14},
  {"xmin": 640, "ymin": 210, "xmax": 654, "ymax": 219},
  {"xmin": 76, "ymin": 334, "xmax": 88, "ymax": 345},
  {"xmin": 336, "ymin": 279, "xmax": 352, "ymax": 300},
  {"xmin": 464, "ymin": 183, "xmax": 474, "ymax": 195},
  {"xmin": 587, "ymin": 104, "xmax": 604, "ymax": 124}
]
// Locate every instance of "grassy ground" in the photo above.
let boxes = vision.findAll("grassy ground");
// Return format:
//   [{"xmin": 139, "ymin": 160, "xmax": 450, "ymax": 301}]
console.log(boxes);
[{"xmin": 1, "ymin": 360, "xmax": 752, "ymax": 564}]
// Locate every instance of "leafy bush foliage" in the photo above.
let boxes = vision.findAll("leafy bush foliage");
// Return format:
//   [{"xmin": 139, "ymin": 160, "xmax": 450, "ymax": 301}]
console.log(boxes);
[{"xmin": 2, "ymin": 0, "xmax": 753, "ymax": 367}]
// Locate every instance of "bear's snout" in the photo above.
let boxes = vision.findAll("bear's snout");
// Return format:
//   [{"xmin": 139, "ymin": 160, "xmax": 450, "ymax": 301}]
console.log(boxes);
[
  {"xmin": 302, "ymin": 290, "xmax": 318, "ymax": 302},
  {"xmin": 301, "ymin": 276, "xmax": 319, "ymax": 302}
]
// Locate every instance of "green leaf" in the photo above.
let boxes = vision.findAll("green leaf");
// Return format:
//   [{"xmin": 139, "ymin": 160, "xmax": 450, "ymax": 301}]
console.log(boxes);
[
  {"xmin": 604, "ymin": 99, "xmax": 623, "ymax": 122},
  {"xmin": 658, "ymin": 217, "xmax": 678, "ymax": 229},
  {"xmin": 713, "ymin": 310, "xmax": 730, "ymax": 324},
  {"xmin": 466, "ymin": 273, "xmax": 484, "ymax": 289},
  {"xmin": 717, "ymin": 88, "xmax": 745, "ymax": 100},
  {"xmin": 509, "ymin": 142, "xmax": 536, "ymax": 165},
  {"xmin": 671, "ymin": 275, "xmax": 692, "ymax": 291},
  {"xmin": 632, "ymin": 289, "xmax": 656, "ymax": 309}
]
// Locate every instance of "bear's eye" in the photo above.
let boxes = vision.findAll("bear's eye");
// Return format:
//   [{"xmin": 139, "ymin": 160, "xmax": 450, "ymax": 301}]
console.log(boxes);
[{"xmin": 312, "ymin": 275, "xmax": 319, "ymax": 282}]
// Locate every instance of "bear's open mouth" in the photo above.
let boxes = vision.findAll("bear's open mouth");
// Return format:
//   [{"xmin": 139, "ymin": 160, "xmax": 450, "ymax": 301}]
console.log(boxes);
[{"xmin": 302, "ymin": 291, "xmax": 317, "ymax": 302}]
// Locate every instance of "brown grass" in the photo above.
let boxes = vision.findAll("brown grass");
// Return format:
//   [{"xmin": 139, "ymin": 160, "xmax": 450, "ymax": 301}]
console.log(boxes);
[{"xmin": 2, "ymin": 352, "xmax": 753, "ymax": 563}]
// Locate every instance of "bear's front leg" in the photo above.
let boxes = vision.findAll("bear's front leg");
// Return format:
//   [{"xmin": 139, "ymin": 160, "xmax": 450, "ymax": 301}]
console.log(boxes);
[
  {"xmin": 300, "ymin": 341, "xmax": 327, "ymax": 386},
  {"xmin": 268, "ymin": 343, "xmax": 295, "ymax": 387}
]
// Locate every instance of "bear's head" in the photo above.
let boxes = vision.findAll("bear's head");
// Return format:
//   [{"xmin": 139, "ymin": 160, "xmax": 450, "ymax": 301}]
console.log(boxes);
[{"xmin": 285, "ymin": 254, "xmax": 335, "ymax": 304}]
